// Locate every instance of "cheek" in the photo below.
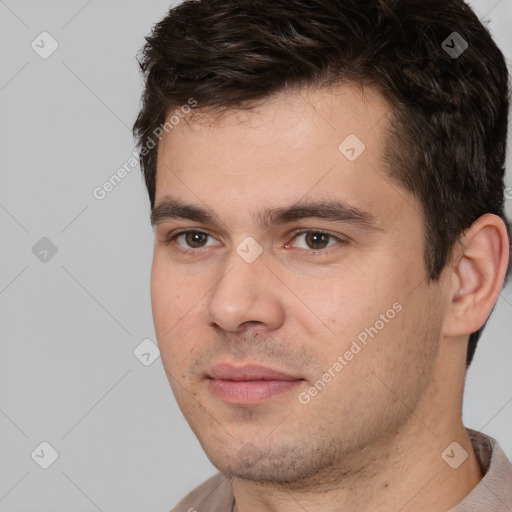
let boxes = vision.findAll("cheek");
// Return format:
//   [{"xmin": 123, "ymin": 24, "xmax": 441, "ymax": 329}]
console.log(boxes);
[
  {"xmin": 290, "ymin": 263, "xmax": 419, "ymax": 378},
  {"xmin": 286, "ymin": 270, "xmax": 395, "ymax": 347},
  {"xmin": 150, "ymin": 257, "xmax": 200, "ymax": 368},
  {"xmin": 150, "ymin": 252, "xmax": 200, "ymax": 327}
]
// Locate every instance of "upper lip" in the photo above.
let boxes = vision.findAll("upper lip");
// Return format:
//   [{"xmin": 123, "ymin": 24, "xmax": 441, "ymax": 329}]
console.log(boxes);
[{"xmin": 207, "ymin": 362, "xmax": 303, "ymax": 381}]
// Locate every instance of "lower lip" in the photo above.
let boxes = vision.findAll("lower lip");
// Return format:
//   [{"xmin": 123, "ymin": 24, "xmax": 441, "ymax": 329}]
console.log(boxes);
[{"xmin": 208, "ymin": 379, "xmax": 303, "ymax": 404}]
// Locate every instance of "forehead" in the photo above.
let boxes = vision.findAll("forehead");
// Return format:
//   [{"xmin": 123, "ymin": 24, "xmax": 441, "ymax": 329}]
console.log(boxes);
[
  {"xmin": 158, "ymin": 83, "xmax": 391, "ymax": 155},
  {"xmin": 154, "ymin": 84, "xmax": 403, "ymax": 227}
]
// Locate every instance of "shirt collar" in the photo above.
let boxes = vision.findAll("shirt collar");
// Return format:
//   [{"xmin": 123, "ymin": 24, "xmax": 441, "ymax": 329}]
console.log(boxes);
[{"xmin": 448, "ymin": 428, "xmax": 512, "ymax": 511}]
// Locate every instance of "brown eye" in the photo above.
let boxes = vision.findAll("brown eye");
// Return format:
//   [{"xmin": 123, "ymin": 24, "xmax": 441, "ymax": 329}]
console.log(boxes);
[
  {"xmin": 184, "ymin": 232, "xmax": 208, "ymax": 248},
  {"xmin": 174, "ymin": 231, "xmax": 217, "ymax": 249},
  {"xmin": 292, "ymin": 231, "xmax": 339, "ymax": 251},
  {"xmin": 304, "ymin": 232, "xmax": 331, "ymax": 249}
]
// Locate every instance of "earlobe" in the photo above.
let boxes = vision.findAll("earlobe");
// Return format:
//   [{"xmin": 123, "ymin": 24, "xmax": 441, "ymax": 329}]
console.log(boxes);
[{"xmin": 443, "ymin": 214, "xmax": 510, "ymax": 338}]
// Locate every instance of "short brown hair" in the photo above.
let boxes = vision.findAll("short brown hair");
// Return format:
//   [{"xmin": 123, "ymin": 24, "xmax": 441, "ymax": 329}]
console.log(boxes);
[{"xmin": 133, "ymin": 0, "xmax": 511, "ymax": 366}]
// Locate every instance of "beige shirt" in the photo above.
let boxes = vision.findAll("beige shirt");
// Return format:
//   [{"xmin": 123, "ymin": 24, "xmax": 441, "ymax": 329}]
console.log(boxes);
[{"xmin": 170, "ymin": 429, "xmax": 512, "ymax": 512}]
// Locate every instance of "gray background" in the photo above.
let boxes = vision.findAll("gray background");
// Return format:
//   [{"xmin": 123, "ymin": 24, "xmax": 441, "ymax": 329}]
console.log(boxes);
[{"xmin": 0, "ymin": 1, "xmax": 510, "ymax": 510}]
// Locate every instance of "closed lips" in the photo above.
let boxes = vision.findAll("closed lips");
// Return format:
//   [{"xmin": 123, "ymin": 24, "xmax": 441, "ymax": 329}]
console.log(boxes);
[{"xmin": 207, "ymin": 363, "xmax": 303, "ymax": 381}]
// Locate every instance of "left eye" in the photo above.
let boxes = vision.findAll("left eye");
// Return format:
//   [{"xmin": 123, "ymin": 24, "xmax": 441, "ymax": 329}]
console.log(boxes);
[
  {"xmin": 291, "ymin": 231, "xmax": 339, "ymax": 250},
  {"xmin": 175, "ymin": 231, "xmax": 218, "ymax": 249}
]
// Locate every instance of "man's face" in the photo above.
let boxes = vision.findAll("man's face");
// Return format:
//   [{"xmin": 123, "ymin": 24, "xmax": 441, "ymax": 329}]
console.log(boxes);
[{"xmin": 151, "ymin": 85, "xmax": 448, "ymax": 484}]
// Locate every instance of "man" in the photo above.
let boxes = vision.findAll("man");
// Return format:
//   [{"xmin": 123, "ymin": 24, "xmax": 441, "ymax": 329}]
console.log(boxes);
[{"xmin": 133, "ymin": 0, "xmax": 512, "ymax": 510}]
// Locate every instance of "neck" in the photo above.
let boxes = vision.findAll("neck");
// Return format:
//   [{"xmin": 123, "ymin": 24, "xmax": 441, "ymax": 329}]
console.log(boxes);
[
  {"xmin": 232, "ymin": 344, "xmax": 482, "ymax": 512},
  {"xmin": 232, "ymin": 422, "xmax": 481, "ymax": 512}
]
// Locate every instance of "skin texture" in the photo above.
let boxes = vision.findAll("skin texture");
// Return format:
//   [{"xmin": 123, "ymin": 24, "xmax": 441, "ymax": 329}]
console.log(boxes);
[{"xmin": 150, "ymin": 84, "xmax": 509, "ymax": 512}]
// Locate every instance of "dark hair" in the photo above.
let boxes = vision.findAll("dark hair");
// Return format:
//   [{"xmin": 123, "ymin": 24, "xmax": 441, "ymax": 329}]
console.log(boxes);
[{"xmin": 133, "ymin": 0, "xmax": 511, "ymax": 367}]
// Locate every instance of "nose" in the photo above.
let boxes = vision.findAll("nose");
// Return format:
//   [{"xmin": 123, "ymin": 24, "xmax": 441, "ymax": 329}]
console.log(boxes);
[{"xmin": 206, "ymin": 246, "xmax": 286, "ymax": 333}]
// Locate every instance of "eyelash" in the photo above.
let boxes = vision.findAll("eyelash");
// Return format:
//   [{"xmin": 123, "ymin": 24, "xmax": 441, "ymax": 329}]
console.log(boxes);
[{"xmin": 162, "ymin": 229, "xmax": 347, "ymax": 257}]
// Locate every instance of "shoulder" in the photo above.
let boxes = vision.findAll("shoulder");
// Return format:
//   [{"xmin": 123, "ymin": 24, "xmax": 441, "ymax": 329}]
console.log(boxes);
[{"xmin": 169, "ymin": 472, "xmax": 234, "ymax": 512}]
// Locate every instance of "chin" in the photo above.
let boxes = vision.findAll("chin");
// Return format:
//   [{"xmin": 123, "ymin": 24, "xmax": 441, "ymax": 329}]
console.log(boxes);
[{"xmin": 204, "ymin": 439, "xmax": 337, "ymax": 487}]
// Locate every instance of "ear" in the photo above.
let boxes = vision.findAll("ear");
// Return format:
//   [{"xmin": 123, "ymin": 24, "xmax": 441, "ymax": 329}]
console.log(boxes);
[{"xmin": 442, "ymin": 213, "xmax": 510, "ymax": 338}]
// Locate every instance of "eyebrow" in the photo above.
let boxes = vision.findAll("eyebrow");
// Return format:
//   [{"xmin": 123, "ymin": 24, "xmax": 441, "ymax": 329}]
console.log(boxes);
[{"xmin": 150, "ymin": 196, "xmax": 381, "ymax": 231}]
